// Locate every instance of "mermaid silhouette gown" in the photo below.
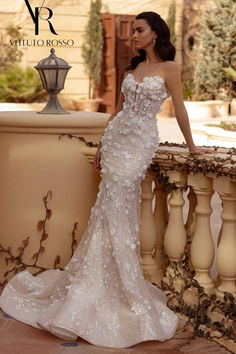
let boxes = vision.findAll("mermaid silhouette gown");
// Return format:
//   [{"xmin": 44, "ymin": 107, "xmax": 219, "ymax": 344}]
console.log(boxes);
[{"xmin": 0, "ymin": 72, "xmax": 179, "ymax": 348}]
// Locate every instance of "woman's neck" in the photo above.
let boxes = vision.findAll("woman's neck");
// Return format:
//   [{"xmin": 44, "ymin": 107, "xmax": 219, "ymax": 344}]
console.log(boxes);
[{"xmin": 144, "ymin": 49, "xmax": 163, "ymax": 64}]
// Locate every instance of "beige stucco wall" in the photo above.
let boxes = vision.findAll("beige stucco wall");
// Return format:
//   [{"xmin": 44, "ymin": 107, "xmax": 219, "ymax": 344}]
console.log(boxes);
[
  {"xmin": 0, "ymin": 0, "xmax": 177, "ymax": 105},
  {"xmin": 0, "ymin": 110, "xmax": 108, "ymax": 281}
]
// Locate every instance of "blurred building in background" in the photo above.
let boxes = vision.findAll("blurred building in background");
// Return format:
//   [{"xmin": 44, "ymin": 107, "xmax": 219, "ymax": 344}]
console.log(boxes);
[{"xmin": 0, "ymin": 0, "xmax": 213, "ymax": 112}]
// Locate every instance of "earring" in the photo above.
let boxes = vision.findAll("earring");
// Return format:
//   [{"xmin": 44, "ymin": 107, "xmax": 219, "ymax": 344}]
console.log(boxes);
[{"xmin": 152, "ymin": 38, "xmax": 156, "ymax": 47}]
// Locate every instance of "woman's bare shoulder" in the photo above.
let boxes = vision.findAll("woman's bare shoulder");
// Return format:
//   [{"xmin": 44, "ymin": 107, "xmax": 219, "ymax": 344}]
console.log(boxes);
[{"xmin": 163, "ymin": 61, "xmax": 180, "ymax": 72}]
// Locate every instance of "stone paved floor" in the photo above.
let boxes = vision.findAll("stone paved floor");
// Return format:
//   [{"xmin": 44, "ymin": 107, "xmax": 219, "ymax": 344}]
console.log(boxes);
[
  {"xmin": 157, "ymin": 114, "xmax": 236, "ymax": 146},
  {"xmin": 0, "ymin": 308, "xmax": 231, "ymax": 354}
]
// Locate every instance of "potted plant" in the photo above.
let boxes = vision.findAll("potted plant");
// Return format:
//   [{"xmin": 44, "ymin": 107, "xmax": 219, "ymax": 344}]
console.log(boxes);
[
  {"xmin": 73, "ymin": 0, "xmax": 103, "ymax": 112},
  {"xmin": 186, "ymin": 0, "xmax": 234, "ymax": 120}
]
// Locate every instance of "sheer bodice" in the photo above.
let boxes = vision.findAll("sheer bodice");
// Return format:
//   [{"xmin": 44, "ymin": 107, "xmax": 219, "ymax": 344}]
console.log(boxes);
[{"xmin": 121, "ymin": 73, "xmax": 169, "ymax": 118}]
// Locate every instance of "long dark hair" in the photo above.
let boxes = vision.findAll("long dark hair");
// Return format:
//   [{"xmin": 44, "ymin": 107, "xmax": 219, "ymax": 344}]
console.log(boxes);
[{"xmin": 125, "ymin": 11, "xmax": 175, "ymax": 71}]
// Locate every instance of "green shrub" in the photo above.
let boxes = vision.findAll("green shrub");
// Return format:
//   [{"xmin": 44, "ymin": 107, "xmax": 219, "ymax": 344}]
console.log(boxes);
[
  {"xmin": 0, "ymin": 66, "xmax": 47, "ymax": 103},
  {"xmin": 182, "ymin": 80, "xmax": 194, "ymax": 101},
  {"xmin": 205, "ymin": 121, "xmax": 236, "ymax": 131},
  {"xmin": 222, "ymin": 66, "xmax": 236, "ymax": 80}
]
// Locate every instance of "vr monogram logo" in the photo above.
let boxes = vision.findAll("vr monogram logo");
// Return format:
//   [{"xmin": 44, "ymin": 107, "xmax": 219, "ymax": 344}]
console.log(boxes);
[{"xmin": 24, "ymin": 0, "xmax": 58, "ymax": 35}]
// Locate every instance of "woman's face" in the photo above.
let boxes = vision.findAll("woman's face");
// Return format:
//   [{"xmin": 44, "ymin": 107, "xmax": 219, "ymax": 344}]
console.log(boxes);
[{"xmin": 132, "ymin": 19, "xmax": 157, "ymax": 50}]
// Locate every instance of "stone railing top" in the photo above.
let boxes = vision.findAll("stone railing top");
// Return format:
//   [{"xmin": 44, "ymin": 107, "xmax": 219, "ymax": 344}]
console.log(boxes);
[
  {"xmin": 0, "ymin": 111, "xmax": 109, "ymax": 132},
  {"xmin": 0, "ymin": 111, "xmax": 110, "ymax": 127},
  {"xmin": 152, "ymin": 142, "xmax": 236, "ymax": 180},
  {"xmin": 81, "ymin": 141, "xmax": 236, "ymax": 180},
  {"xmin": 0, "ymin": 110, "xmax": 234, "ymax": 137}
]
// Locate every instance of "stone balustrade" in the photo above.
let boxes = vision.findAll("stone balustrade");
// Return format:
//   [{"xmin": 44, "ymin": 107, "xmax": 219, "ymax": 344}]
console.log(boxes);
[{"xmin": 139, "ymin": 143, "xmax": 236, "ymax": 300}]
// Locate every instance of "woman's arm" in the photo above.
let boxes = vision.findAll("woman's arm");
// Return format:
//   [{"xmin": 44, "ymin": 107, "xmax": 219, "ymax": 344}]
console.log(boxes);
[{"xmin": 165, "ymin": 62, "xmax": 215, "ymax": 155}]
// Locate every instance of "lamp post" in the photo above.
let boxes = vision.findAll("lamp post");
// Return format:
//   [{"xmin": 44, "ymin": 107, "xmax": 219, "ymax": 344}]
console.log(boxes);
[{"xmin": 34, "ymin": 48, "xmax": 71, "ymax": 114}]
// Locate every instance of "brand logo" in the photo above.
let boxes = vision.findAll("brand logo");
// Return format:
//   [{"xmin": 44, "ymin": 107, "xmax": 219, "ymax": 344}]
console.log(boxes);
[{"xmin": 24, "ymin": 0, "xmax": 58, "ymax": 35}]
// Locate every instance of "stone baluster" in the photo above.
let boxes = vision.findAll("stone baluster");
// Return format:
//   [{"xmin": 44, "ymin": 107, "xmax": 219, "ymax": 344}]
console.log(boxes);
[
  {"xmin": 213, "ymin": 178, "xmax": 236, "ymax": 298},
  {"xmin": 184, "ymin": 186, "xmax": 197, "ymax": 269},
  {"xmin": 188, "ymin": 174, "xmax": 215, "ymax": 294},
  {"xmin": 140, "ymin": 168, "xmax": 160, "ymax": 285},
  {"xmin": 217, "ymin": 198, "xmax": 224, "ymax": 247},
  {"xmin": 185, "ymin": 186, "xmax": 197, "ymax": 240},
  {"xmin": 164, "ymin": 171, "xmax": 188, "ymax": 263},
  {"xmin": 153, "ymin": 177, "xmax": 169, "ymax": 278}
]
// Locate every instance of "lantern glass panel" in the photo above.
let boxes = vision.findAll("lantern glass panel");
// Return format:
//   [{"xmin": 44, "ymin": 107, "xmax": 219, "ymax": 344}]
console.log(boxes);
[
  {"xmin": 43, "ymin": 69, "xmax": 58, "ymax": 90},
  {"xmin": 57, "ymin": 68, "xmax": 68, "ymax": 89},
  {"xmin": 38, "ymin": 69, "xmax": 47, "ymax": 89}
]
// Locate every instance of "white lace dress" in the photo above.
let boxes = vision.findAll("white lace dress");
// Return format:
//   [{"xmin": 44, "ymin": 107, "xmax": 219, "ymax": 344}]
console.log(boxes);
[{"xmin": 0, "ymin": 72, "xmax": 179, "ymax": 348}]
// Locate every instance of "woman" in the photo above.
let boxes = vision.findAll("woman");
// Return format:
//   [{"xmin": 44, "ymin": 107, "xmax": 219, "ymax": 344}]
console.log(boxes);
[{"xmin": 0, "ymin": 11, "xmax": 215, "ymax": 348}]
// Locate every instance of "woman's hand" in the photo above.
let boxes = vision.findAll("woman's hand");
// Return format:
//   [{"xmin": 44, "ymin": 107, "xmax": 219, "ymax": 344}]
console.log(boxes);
[
  {"xmin": 94, "ymin": 143, "xmax": 102, "ymax": 172},
  {"xmin": 188, "ymin": 145, "xmax": 217, "ymax": 155}
]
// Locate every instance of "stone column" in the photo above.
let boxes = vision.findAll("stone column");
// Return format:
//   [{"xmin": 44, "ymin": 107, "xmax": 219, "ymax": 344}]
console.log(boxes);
[
  {"xmin": 213, "ymin": 178, "xmax": 236, "ymax": 298},
  {"xmin": 185, "ymin": 186, "xmax": 197, "ymax": 240},
  {"xmin": 188, "ymin": 174, "xmax": 215, "ymax": 294},
  {"xmin": 164, "ymin": 171, "xmax": 188, "ymax": 262},
  {"xmin": 140, "ymin": 169, "xmax": 160, "ymax": 285},
  {"xmin": 153, "ymin": 177, "xmax": 170, "ymax": 279}
]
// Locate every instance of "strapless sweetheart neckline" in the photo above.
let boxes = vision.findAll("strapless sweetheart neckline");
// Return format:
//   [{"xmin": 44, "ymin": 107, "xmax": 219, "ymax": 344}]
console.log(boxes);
[
  {"xmin": 126, "ymin": 73, "xmax": 169, "ymax": 93},
  {"xmin": 126, "ymin": 72, "xmax": 168, "ymax": 91}
]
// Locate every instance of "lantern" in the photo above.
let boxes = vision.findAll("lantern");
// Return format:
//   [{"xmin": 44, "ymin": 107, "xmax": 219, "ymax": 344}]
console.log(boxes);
[{"xmin": 34, "ymin": 48, "xmax": 71, "ymax": 114}]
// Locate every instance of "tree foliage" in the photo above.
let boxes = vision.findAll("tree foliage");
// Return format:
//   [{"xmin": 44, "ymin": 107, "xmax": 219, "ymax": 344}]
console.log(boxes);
[
  {"xmin": 0, "ymin": 24, "xmax": 24, "ymax": 70},
  {"xmin": 81, "ymin": 0, "xmax": 103, "ymax": 99},
  {"xmin": 194, "ymin": 0, "xmax": 236, "ymax": 101},
  {"xmin": 0, "ymin": 24, "xmax": 45, "ymax": 103},
  {"xmin": 166, "ymin": 0, "xmax": 176, "ymax": 47}
]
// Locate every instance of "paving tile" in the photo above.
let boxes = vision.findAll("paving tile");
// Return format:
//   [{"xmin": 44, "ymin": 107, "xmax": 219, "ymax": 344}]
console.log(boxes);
[
  {"xmin": 0, "ymin": 316, "xmax": 62, "ymax": 343},
  {"xmin": 182, "ymin": 342, "xmax": 209, "ymax": 351},
  {"xmin": 127, "ymin": 340, "xmax": 184, "ymax": 353},
  {"xmin": 0, "ymin": 338, "xmax": 62, "ymax": 354},
  {"xmin": 127, "ymin": 347, "xmax": 181, "ymax": 354},
  {"xmin": 60, "ymin": 344, "xmax": 130, "ymax": 354},
  {"xmin": 197, "ymin": 349, "xmax": 229, "ymax": 354},
  {"xmin": 60, "ymin": 344, "xmax": 181, "ymax": 354},
  {"xmin": 180, "ymin": 338, "xmax": 230, "ymax": 353},
  {"xmin": 0, "ymin": 316, "xmax": 8, "ymax": 330}
]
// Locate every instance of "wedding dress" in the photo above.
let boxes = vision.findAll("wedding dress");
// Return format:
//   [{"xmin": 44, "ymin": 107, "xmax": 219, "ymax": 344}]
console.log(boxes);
[{"xmin": 0, "ymin": 72, "xmax": 179, "ymax": 348}]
